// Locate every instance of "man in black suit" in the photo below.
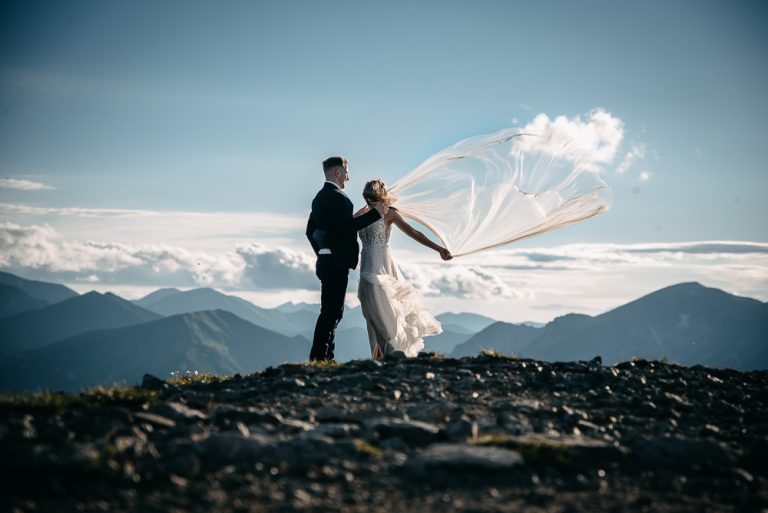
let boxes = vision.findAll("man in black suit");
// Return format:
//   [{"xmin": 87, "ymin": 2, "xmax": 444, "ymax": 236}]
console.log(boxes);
[{"xmin": 306, "ymin": 156, "xmax": 387, "ymax": 361}]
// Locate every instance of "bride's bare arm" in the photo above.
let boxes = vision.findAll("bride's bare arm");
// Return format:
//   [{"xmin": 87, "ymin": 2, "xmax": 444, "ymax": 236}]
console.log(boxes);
[{"xmin": 390, "ymin": 209, "xmax": 452, "ymax": 260}]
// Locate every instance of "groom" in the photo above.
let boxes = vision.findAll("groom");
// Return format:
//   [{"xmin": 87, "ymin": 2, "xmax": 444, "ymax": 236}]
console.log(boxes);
[{"xmin": 306, "ymin": 156, "xmax": 388, "ymax": 361}]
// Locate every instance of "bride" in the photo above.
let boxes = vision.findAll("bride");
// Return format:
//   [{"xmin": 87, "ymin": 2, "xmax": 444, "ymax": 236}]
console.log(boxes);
[
  {"xmin": 354, "ymin": 179, "xmax": 452, "ymax": 359},
  {"xmin": 350, "ymin": 127, "xmax": 611, "ymax": 360}
]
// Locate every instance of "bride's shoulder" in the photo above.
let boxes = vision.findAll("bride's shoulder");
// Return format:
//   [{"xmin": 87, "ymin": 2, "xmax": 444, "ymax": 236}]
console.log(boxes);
[
  {"xmin": 353, "ymin": 206, "xmax": 370, "ymax": 217},
  {"xmin": 384, "ymin": 206, "xmax": 401, "ymax": 223}
]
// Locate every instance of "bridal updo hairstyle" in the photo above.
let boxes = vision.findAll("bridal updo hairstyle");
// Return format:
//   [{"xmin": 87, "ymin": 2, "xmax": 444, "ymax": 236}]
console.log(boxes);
[{"xmin": 363, "ymin": 179, "xmax": 396, "ymax": 206}]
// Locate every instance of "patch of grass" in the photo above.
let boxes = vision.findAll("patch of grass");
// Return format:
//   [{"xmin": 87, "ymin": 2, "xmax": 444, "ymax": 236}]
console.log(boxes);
[
  {"xmin": 354, "ymin": 439, "xmax": 382, "ymax": 457},
  {"xmin": 166, "ymin": 370, "xmax": 231, "ymax": 386},
  {"xmin": 515, "ymin": 440, "xmax": 575, "ymax": 469},
  {"xmin": 417, "ymin": 351, "xmax": 446, "ymax": 360},
  {"xmin": 306, "ymin": 359, "xmax": 342, "ymax": 369},
  {"xmin": 473, "ymin": 434, "xmax": 575, "ymax": 469},
  {"xmin": 473, "ymin": 433, "xmax": 514, "ymax": 446},
  {"xmin": 0, "ymin": 384, "xmax": 159, "ymax": 412}
]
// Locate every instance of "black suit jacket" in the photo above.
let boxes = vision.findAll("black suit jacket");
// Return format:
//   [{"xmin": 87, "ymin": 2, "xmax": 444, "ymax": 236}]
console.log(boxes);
[{"xmin": 306, "ymin": 182, "xmax": 381, "ymax": 270}]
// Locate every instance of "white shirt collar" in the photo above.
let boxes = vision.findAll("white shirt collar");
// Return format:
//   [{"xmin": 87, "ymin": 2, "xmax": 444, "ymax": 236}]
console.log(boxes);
[{"xmin": 324, "ymin": 180, "xmax": 348, "ymax": 197}]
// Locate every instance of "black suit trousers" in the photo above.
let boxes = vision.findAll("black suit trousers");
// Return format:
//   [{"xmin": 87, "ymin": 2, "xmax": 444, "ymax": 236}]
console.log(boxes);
[{"xmin": 310, "ymin": 256, "xmax": 349, "ymax": 360}]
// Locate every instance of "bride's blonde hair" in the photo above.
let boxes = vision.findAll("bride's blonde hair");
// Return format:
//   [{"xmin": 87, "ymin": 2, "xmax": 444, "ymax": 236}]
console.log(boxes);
[{"xmin": 363, "ymin": 179, "xmax": 396, "ymax": 206}]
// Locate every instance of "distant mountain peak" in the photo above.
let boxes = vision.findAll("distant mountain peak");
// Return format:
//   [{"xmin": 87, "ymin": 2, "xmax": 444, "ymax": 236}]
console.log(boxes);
[{"xmin": 0, "ymin": 271, "xmax": 78, "ymax": 305}]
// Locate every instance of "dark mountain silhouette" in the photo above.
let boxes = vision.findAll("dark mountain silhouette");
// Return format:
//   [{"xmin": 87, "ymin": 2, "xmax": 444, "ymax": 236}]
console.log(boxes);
[
  {"xmin": 0, "ymin": 271, "xmax": 78, "ymax": 305},
  {"xmin": 0, "ymin": 284, "xmax": 47, "ymax": 319},
  {"xmin": 438, "ymin": 323, "xmax": 475, "ymax": 335},
  {"xmin": 424, "ymin": 329, "xmax": 473, "ymax": 355},
  {"xmin": 133, "ymin": 287, "xmax": 182, "ymax": 309},
  {"xmin": 331, "ymin": 327, "xmax": 373, "ymax": 361},
  {"xmin": 525, "ymin": 282, "xmax": 768, "ymax": 370},
  {"xmin": 0, "ymin": 291, "xmax": 161, "ymax": 352},
  {"xmin": 456, "ymin": 283, "xmax": 768, "ymax": 370},
  {"xmin": 0, "ymin": 310, "xmax": 311, "ymax": 393},
  {"xmin": 436, "ymin": 312, "xmax": 497, "ymax": 333},
  {"xmin": 275, "ymin": 301, "xmax": 316, "ymax": 314},
  {"xmin": 135, "ymin": 288, "xmax": 319, "ymax": 336},
  {"xmin": 302, "ymin": 323, "xmax": 479, "ymax": 361},
  {"xmin": 451, "ymin": 321, "xmax": 541, "ymax": 357}
]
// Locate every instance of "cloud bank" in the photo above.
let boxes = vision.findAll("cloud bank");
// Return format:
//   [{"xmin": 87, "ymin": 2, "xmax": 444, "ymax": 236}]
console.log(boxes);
[
  {"xmin": 0, "ymin": 178, "xmax": 54, "ymax": 191},
  {"xmin": 3, "ymin": 220, "xmax": 766, "ymax": 311}
]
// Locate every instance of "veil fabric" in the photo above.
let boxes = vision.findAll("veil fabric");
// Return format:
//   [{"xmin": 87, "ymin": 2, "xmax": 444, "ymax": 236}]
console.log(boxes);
[{"xmin": 389, "ymin": 128, "xmax": 611, "ymax": 257}]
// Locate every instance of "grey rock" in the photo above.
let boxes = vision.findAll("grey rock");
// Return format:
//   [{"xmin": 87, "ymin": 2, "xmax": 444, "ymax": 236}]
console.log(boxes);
[
  {"xmin": 499, "ymin": 412, "xmax": 532, "ymax": 435},
  {"xmin": 365, "ymin": 417, "xmax": 441, "ymax": 447},
  {"xmin": 194, "ymin": 433, "xmax": 275, "ymax": 467},
  {"xmin": 141, "ymin": 373, "xmax": 167, "ymax": 390},
  {"xmin": 445, "ymin": 418, "xmax": 478, "ymax": 442},
  {"xmin": 151, "ymin": 401, "xmax": 208, "ymax": 422},
  {"xmin": 507, "ymin": 434, "xmax": 628, "ymax": 466},
  {"xmin": 276, "ymin": 434, "xmax": 355, "ymax": 464},
  {"xmin": 407, "ymin": 402, "xmax": 457, "ymax": 423},
  {"xmin": 133, "ymin": 411, "xmax": 176, "ymax": 428},
  {"xmin": 352, "ymin": 359, "xmax": 383, "ymax": 371},
  {"xmin": 280, "ymin": 418, "xmax": 315, "ymax": 433},
  {"xmin": 315, "ymin": 406, "xmax": 359, "ymax": 424},
  {"xmin": 409, "ymin": 443, "xmax": 524, "ymax": 475},
  {"xmin": 380, "ymin": 437, "xmax": 410, "ymax": 452},
  {"xmin": 211, "ymin": 405, "xmax": 283, "ymax": 426},
  {"xmin": 384, "ymin": 351, "xmax": 407, "ymax": 361},
  {"xmin": 632, "ymin": 436, "xmax": 736, "ymax": 469},
  {"xmin": 308, "ymin": 423, "xmax": 360, "ymax": 439}
]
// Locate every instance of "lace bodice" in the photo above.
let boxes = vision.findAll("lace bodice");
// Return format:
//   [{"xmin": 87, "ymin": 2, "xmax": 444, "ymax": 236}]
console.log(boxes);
[{"xmin": 359, "ymin": 219, "xmax": 391, "ymax": 248}]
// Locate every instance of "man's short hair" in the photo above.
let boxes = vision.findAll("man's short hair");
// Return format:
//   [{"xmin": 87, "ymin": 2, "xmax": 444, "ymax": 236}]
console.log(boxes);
[{"xmin": 323, "ymin": 156, "xmax": 348, "ymax": 173}]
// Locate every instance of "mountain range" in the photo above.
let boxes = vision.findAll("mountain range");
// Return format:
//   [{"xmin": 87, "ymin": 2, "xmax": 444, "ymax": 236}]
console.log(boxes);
[
  {"xmin": 0, "ymin": 270, "xmax": 765, "ymax": 393},
  {"xmin": 0, "ymin": 271, "xmax": 78, "ymax": 305},
  {"xmin": 0, "ymin": 291, "xmax": 161, "ymax": 353},
  {"xmin": 0, "ymin": 309, "xmax": 309, "ymax": 393},
  {"xmin": 451, "ymin": 282, "xmax": 768, "ymax": 370}
]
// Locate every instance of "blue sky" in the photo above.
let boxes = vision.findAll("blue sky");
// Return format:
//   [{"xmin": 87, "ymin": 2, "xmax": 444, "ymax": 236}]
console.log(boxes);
[{"xmin": 1, "ymin": 1, "xmax": 767, "ymax": 321}]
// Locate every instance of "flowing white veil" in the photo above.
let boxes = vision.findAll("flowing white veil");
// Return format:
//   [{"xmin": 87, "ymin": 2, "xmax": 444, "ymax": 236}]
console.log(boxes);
[{"xmin": 388, "ymin": 128, "xmax": 611, "ymax": 257}]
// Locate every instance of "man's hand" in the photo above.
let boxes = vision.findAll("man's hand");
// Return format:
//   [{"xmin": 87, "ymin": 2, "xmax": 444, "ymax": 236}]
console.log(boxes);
[
  {"xmin": 439, "ymin": 248, "xmax": 453, "ymax": 261},
  {"xmin": 372, "ymin": 202, "xmax": 389, "ymax": 217}
]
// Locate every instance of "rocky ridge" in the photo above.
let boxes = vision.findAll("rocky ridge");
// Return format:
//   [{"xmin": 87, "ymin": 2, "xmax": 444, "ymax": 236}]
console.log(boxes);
[{"xmin": 1, "ymin": 353, "xmax": 766, "ymax": 512}]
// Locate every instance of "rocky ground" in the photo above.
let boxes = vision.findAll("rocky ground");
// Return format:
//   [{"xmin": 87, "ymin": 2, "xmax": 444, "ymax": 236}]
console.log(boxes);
[{"xmin": 1, "ymin": 353, "xmax": 767, "ymax": 513}]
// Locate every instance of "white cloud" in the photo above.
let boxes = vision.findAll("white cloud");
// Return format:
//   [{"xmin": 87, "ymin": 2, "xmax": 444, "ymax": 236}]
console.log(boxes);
[
  {"xmin": 236, "ymin": 244, "xmax": 316, "ymax": 290},
  {"xmin": 0, "ymin": 221, "xmax": 245, "ymax": 288},
  {"xmin": 398, "ymin": 262, "xmax": 522, "ymax": 300},
  {"xmin": 638, "ymin": 170, "xmax": 653, "ymax": 182},
  {"xmin": 520, "ymin": 109, "xmax": 625, "ymax": 166},
  {"xmin": 0, "ymin": 202, "xmax": 306, "ymax": 253},
  {"xmin": 616, "ymin": 144, "xmax": 646, "ymax": 175},
  {"xmin": 2, "ymin": 216, "xmax": 766, "ymax": 325},
  {"xmin": 0, "ymin": 178, "xmax": 54, "ymax": 190}
]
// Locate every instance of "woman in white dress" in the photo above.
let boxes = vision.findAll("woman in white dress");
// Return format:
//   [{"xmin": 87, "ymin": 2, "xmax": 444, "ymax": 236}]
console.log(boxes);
[{"xmin": 354, "ymin": 179, "xmax": 452, "ymax": 359}]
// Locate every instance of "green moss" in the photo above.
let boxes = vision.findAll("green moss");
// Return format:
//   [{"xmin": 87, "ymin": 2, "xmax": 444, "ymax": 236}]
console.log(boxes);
[
  {"xmin": 515, "ymin": 440, "xmax": 575, "ymax": 468},
  {"xmin": 166, "ymin": 371, "xmax": 231, "ymax": 385},
  {"xmin": 473, "ymin": 433, "xmax": 514, "ymax": 446},
  {"xmin": 354, "ymin": 439, "xmax": 382, "ymax": 457},
  {"xmin": 0, "ymin": 384, "xmax": 159, "ymax": 412},
  {"xmin": 473, "ymin": 434, "xmax": 575, "ymax": 468},
  {"xmin": 305, "ymin": 359, "xmax": 342, "ymax": 369}
]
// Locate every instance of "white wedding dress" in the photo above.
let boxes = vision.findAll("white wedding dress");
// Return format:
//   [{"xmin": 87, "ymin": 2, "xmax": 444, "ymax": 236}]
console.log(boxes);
[{"xmin": 357, "ymin": 218, "xmax": 442, "ymax": 359}]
